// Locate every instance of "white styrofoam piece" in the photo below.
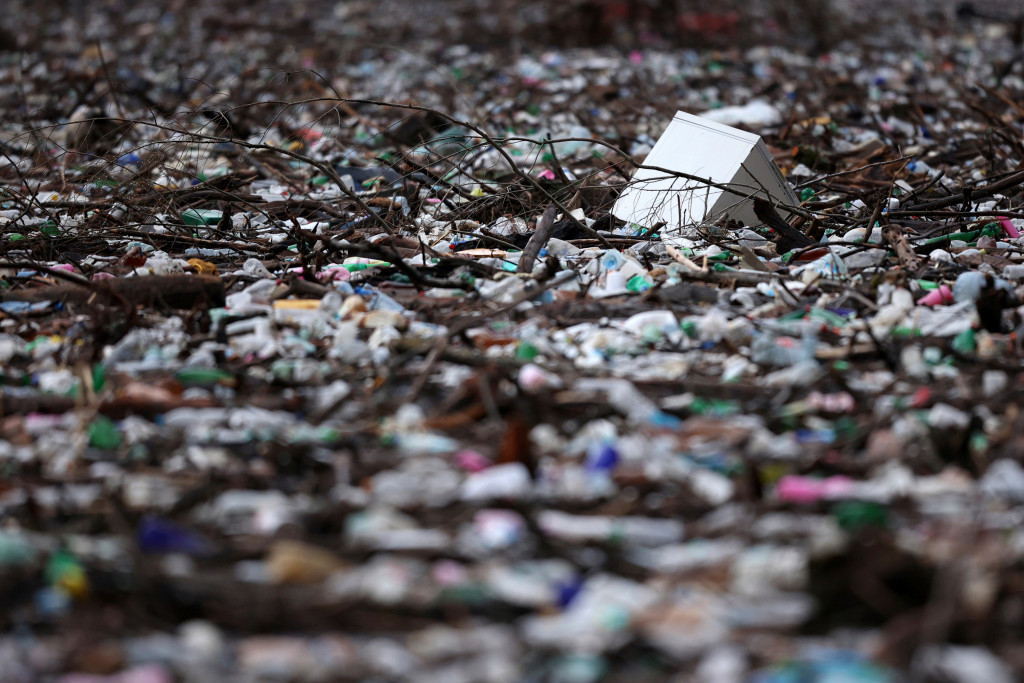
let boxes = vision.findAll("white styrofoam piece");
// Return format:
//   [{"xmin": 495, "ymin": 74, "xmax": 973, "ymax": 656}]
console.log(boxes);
[{"xmin": 612, "ymin": 110, "xmax": 799, "ymax": 231}]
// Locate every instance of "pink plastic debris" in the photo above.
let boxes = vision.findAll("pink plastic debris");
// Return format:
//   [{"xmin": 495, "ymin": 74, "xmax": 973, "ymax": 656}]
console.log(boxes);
[
  {"xmin": 806, "ymin": 391, "xmax": 856, "ymax": 413},
  {"xmin": 776, "ymin": 475, "xmax": 855, "ymax": 504},
  {"xmin": 517, "ymin": 363, "xmax": 561, "ymax": 391},
  {"xmin": 58, "ymin": 665, "xmax": 173, "ymax": 683},
  {"xmin": 455, "ymin": 449, "xmax": 490, "ymax": 473},
  {"xmin": 918, "ymin": 284, "xmax": 953, "ymax": 307},
  {"xmin": 432, "ymin": 559, "xmax": 469, "ymax": 585},
  {"xmin": 998, "ymin": 217, "xmax": 1020, "ymax": 239},
  {"xmin": 317, "ymin": 267, "xmax": 351, "ymax": 282}
]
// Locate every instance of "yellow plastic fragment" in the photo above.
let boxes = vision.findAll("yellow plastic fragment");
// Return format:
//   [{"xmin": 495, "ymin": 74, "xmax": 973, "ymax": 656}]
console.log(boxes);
[
  {"xmin": 272, "ymin": 299, "xmax": 323, "ymax": 324},
  {"xmin": 187, "ymin": 258, "xmax": 219, "ymax": 275},
  {"xmin": 273, "ymin": 299, "xmax": 321, "ymax": 310}
]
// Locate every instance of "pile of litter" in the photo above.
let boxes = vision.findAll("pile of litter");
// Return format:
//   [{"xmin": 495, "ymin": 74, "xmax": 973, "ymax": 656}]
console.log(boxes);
[{"xmin": 2, "ymin": 0, "xmax": 1024, "ymax": 681}]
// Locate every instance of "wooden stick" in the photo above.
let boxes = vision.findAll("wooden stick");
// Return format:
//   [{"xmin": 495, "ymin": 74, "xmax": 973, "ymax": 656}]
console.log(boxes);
[
  {"xmin": 519, "ymin": 205, "xmax": 557, "ymax": 273},
  {"xmin": 882, "ymin": 223, "xmax": 922, "ymax": 272},
  {"xmin": 2, "ymin": 274, "xmax": 226, "ymax": 309}
]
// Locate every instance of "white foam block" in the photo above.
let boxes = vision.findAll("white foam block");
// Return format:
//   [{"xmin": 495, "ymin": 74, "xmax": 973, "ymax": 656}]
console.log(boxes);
[{"xmin": 613, "ymin": 110, "xmax": 798, "ymax": 231}]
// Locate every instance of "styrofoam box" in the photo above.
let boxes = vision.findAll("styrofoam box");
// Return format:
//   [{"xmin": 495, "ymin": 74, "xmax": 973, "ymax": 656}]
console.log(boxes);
[{"xmin": 613, "ymin": 110, "xmax": 799, "ymax": 232}]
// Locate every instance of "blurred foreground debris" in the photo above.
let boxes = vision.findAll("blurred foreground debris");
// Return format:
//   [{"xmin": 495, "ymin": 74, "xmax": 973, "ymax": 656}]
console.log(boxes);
[{"xmin": 2, "ymin": 0, "xmax": 1024, "ymax": 680}]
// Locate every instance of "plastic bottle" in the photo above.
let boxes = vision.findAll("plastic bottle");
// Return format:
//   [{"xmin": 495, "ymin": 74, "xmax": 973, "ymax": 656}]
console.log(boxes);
[
  {"xmin": 242, "ymin": 258, "xmax": 274, "ymax": 279},
  {"xmin": 461, "ymin": 463, "xmax": 532, "ymax": 502},
  {"xmin": 537, "ymin": 510, "xmax": 684, "ymax": 546},
  {"xmin": 952, "ymin": 271, "xmax": 1011, "ymax": 303},
  {"xmin": 751, "ymin": 327, "xmax": 817, "ymax": 367}
]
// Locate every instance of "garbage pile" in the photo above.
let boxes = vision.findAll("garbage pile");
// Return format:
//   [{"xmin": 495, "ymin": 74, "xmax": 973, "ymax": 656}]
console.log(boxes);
[{"xmin": 2, "ymin": 0, "xmax": 1024, "ymax": 681}]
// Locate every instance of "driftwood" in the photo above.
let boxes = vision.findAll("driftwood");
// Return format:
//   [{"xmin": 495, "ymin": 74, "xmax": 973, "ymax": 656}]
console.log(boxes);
[
  {"xmin": 753, "ymin": 197, "xmax": 815, "ymax": 254},
  {"xmin": 519, "ymin": 205, "xmax": 557, "ymax": 273},
  {"xmin": 2, "ymin": 275, "xmax": 226, "ymax": 310},
  {"xmin": 882, "ymin": 223, "xmax": 922, "ymax": 271},
  {"xmin": 903, "ymin": 169, "xmax": 1024, "ymax": 212}
]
